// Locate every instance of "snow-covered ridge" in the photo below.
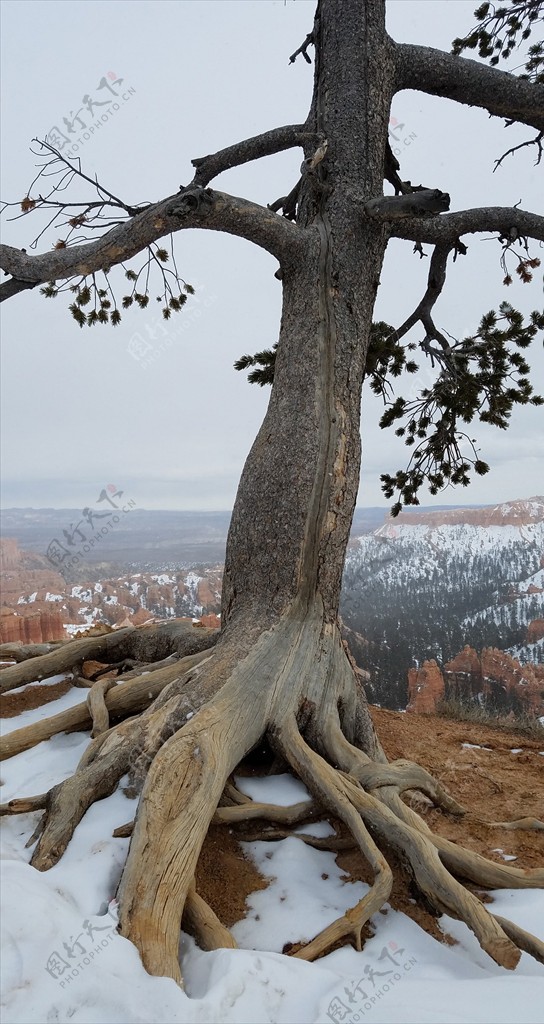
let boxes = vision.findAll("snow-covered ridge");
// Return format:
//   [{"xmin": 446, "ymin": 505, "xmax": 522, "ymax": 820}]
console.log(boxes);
[{"xmin": 341, "ymin": 505, "xmax": 544, "ymax": 707}]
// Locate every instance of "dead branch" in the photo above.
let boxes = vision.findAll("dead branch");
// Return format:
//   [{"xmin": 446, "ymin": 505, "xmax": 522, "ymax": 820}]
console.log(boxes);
[
  {"xmin": 0, "ymin": 641, "xmax": 65, "ymax": 663},
  {"xmin": 289, "ymin": 31, "xmax": 315, "ymax": 65},
  {"xmin": 390, "ymin": 242, "xmax": 455, "ymax": 357},
  {"xmin": 0, "ymin": 187, "xmax": 304, "ymax": 302},
  {"xmin": 86, "ymin": 677, "xmax": 117, "ymax": 737},
  {"xmin": 494, "ymin": 130, "xmax": 544, "ymax": 170},
  {"xmin": 365, "ymin": 189, "xmax": 450, "ymax": 221},
  {"xmin": 0, "ymin": 620, "xmax": 216, "ymax": 694},
  {"xmin": 391, "ymin": 206, "xmax": 544, "ymax": 245},
  {"xmin": 0, "ymin": 793, "xmax": 48, "ymax": 816},
  {"xmin": 191, "ymin": 125, "xmax": 315, "ymax": 187}
]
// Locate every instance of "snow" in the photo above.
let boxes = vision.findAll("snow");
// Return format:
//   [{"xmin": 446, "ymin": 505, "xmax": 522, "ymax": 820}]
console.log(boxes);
[
  {"xmin": 461, "ymin": 743, "xmax": 492, "ymax": 751},
  {"xmin": 1, "ymin": 687, "xmax": 543, "ymax": 1023}
]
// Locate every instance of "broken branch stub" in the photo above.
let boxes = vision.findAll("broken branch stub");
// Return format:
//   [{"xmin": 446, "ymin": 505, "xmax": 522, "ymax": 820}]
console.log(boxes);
[{"xmin": 365, "ymin": 189, "xmax": 450, "ymax": 220}]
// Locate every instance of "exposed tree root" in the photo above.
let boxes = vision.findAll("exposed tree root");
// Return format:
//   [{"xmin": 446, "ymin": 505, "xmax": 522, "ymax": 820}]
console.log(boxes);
[
  {"xmin": 182, "ymin": 883, "xmax": 238, "ymax": 952},
  {"xmin": 0, "ymin": 641, "xmax": 64, "ymax": 663},
  {"xmin": 0, "ymin": 793, "xmax": 48, "ymax": 816},
  {"xmin": 273, "ymin": 717, "xmax": 393, "ymax": 959},
  {"xmin": 492, "ymin": 915, "xmax": 544, "ymax": 965},
  {"xmin": 213, "ymin": 799, "xmax": 320, "ymax": 826},
  {"xmin": 0, "ymin": 649, "xmax": 213, "ymax": 760},
  {"xmin": 233, "ymin": 826, "xmax": 354, "ymax": 851},
  {"xmin": 319, "ymin": 713, "xmax": 543, "ymax": 966},
  {"xmin": 2, "ymin": 610, "xmax": 542, "ymax": 986},
  {"xmin": 0, "ymin": 620, "xmax": 217, "ymax": 694},
  {"xmin": 86, "ymin": 677, "xmax": 117, "ymax": 736}
]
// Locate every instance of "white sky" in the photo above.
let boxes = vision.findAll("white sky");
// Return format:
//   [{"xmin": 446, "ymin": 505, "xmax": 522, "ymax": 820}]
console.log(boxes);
[{"xmin": 1, "ymin": 0, "xmax": 542, "ymax": 511}]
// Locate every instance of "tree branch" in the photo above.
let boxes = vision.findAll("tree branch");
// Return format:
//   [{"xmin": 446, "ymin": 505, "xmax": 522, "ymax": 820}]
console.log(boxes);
[
  {"xmin": 365, "ymin": 188, "xmax": 450, "ymax": 220},
  {"xmin": 191, "ymin": 125, "xmax": 318, "ymax": 187},
  {"xmin": 391, "ymin": 206, "xmax": 544, "ymax": 245},
  {"xmin": 392, "ymin": 243, "xmax": 452, "ymax": 353},
  {"xmin": 0, "ymin": 276, "xmax": 39, "ymax": 300},
  {"xmin": 0, "ymin": 186, "xmax": 303, "ymax": 301},
  {"xmin": 395, "ymin": 43, "xmax": 544, "ymax": 132}
]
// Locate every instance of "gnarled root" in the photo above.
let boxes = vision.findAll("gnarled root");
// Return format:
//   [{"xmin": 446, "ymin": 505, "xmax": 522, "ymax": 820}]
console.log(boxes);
[
  {"xmin": 6, "ymin": 652, "xmax": 217, "ymax": 869},
  {"xmin": 183, "ymin": 883, "xmax": 238, "ymax": 952},
  {"xmin": 2, "ymin": 610, "xmax": 542, "ymax": 986},
  {"xmin": 0, "ymin": 649, "xmax": 213, "ymax": 761},
  {"xmin": 0, "ymin": 619, "xmax": 217, "ymax": 694},
  {"xmin": 273, "ymin": 716, "xmax": 393, "ymax": 959}
]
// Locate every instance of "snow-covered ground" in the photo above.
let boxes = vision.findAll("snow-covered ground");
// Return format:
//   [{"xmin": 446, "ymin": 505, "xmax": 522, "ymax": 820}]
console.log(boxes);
[{"xmin": 1, "ymin": 685, "xmax": 543, "ymax": 1024}]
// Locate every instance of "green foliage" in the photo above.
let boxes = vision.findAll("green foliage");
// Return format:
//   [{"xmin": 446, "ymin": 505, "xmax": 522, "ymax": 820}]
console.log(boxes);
[
  {"xmin": 452, "ymin": 0, "xmax": 544, "ymax": 82},
  {"xmin": 380, "ymin": 303, "xmax": 544, "ymax": 514},
  {"xmin": 38, "ymin": 241, "xmax": 194, "ymax": 326},
  {"xmin": 233, "ymin": 322, "xmax": 417, "ymax": 389},
  {"xmin": 234, "ymin": 344, "xmax": 278, "ymax": 386}
]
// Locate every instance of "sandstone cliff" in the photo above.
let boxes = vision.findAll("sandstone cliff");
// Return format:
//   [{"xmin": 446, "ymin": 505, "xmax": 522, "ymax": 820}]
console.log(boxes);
[{"xmin": 407, "ymin": 645, "xmax": 544, "ymax": 716}]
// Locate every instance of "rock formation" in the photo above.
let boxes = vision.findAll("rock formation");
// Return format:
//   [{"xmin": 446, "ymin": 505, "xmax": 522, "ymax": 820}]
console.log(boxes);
[
  {"xmin": 407, "ymin": 644, "xmax": 544, "ymax": 716},
  {"xmin": 407, "ymin": 660, "xmax": 445, "ymax": 714},
  {"xmin": 0, "ymin": 607, "xmax": 65, "ymax": 645},
  {"xmin": 527, "ymin": 619, "xmax": 544, "ymax": 643}
]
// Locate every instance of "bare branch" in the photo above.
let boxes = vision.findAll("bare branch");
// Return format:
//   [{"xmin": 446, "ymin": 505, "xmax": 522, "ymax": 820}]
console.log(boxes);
[
  {"xmin": 494, "ymin": 130, "xmax": 544, "ymax": 170},
  {"xmin": 0, "ymin": 276, "xmax": 38, "ymax": 300},
  {"xmin": 0, "ymin": 186, "xmax": 304, "ymax": 301},
  {"xmin": 289, "ymin": 31, "xmax": 315, "ymax": 65},
  {"xmin": 365, "ymin": 189, "xmax": 450, "ymax": 220},
  {"xmin": 391, "ymin": 206, "xmax": 544, "ymax": 245},
  {"xmin": 395, "ymin": 43, "xmax": 544, "ymax": 132},
  {"xmin": 191, "ymin": 125, "xmax": 318, "ymax": 187},
  {"xmin": 392, "ymin": 243, "xmax": 453, "ymax": 355}
]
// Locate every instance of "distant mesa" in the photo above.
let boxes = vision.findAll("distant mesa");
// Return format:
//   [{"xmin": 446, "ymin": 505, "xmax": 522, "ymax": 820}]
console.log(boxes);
[{"xmin": 387, "ymin": 495, "xmax": 544, "ymax": 529}]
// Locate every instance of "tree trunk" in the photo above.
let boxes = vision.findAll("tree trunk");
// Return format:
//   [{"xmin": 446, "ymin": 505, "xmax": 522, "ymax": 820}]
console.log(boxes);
[{"xmin": 224, "ymin": 0, "xmax": 394, "ymax": 633}]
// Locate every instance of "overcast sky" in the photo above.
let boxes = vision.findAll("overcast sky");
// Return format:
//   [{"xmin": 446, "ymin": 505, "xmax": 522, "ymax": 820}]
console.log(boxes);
[{"xmin": 1, "ymin": 0, "xmax": 542, "ymax": 511}]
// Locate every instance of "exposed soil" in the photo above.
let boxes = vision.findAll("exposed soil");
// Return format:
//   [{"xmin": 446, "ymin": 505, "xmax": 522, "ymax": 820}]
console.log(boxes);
[
  {"xmin": 2, "ymin": 683, "xmax": 543, "ymax": 953},
  {"xmin": 1, "ymin": 678, "xmax": 73, "ymax": 716}
]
